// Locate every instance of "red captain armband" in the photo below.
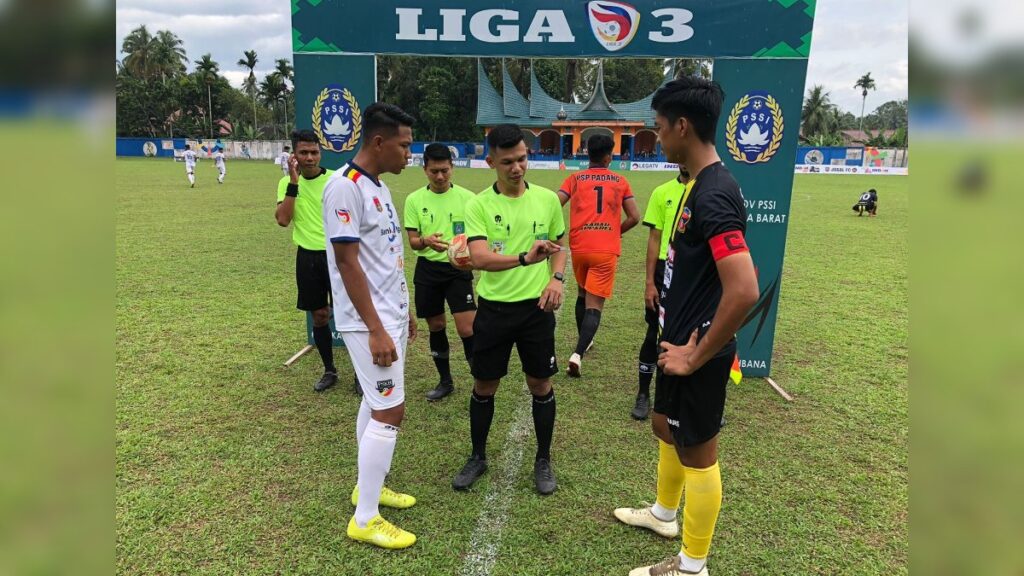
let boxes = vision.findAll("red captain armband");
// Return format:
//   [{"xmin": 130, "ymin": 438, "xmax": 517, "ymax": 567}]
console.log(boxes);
[{"xmin": 709, "ymin": 231, "xmax": 749, "ymax": 261}]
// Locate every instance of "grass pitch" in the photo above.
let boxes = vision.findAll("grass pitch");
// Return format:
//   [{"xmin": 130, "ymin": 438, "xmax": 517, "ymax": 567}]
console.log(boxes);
[{"xmin": 116, "ymin": 158, "xmax": 907, "ymax": 575}]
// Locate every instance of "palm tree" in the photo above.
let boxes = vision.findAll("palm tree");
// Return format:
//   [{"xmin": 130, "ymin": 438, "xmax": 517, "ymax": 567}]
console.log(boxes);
[
  {"xmin": 238, "ymin": 50, "xmax": 259, "ymax": 134},
  {"xmin": 854, "ymin": 72, "xmax": 877, "ymax": 131},
  {"xmin": 194, "ymin": 53, "xmax": 220, "ymax": 138},
  {"xmin": 801, "ymin": 84, "xmax": 837, "ymax": 139},
  {"xmin": 259, "ymin": 72, "xmax": 286, "ymax": 138},
  {"xmin": 153, "ymin": 30, "xmax": 187, "ymax": 83},
  {"xmin": 274, "ymin": 59, "xmax": 294, "ymax": 134},
  {"xmin": 121, "ymin": 25, "xmax": 154, "ymax": 79}
]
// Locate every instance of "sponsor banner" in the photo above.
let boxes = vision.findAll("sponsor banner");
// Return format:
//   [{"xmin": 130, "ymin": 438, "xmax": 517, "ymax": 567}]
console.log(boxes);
[
  {"xmin": 528, "ymin": 160, "xmax": 561, "ymax": 170},
  {"xmin": 794, "ymin": 164, "xmax": 908, "ymax": 175},
  {"xmin": 469, "ymin": 159, "xmax": 489, "ymax": 169},
  {"xmin": 452, "ymin": 158, "xmax": 471, "ymax": 168},
  {"xmin": 292, "ymin": 0, "xmax": 814, "ymax": 59},
  {"xmin": 629, "ymin": 161, "xmax": 680, "ymax": 171}
]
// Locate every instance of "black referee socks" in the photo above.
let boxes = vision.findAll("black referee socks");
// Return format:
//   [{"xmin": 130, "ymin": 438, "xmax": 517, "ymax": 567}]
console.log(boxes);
[
  {"xmin": 429, "ymin": 329, "xmax": 452, "ymax": 383},
  {"xmin": 312, "ymin": 323, "xmax": 336, "ymax": 373},
  {"xmin": 532, "ymin": 389, "xmax": 556, "ymax": 461},
  {"xmin": 470, "ymin": 391, "xmax": 495, "ymax": 459}
]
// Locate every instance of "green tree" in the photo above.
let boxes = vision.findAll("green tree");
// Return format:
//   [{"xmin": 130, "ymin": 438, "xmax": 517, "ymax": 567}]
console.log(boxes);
[
  {"xmin": 121, "ymin": 25, "xmax": 155, "ymax": 79},
  {"xmin": 854, "ymin": 72, "xmax": 877, "ymax": 131},
  {"xmin": 667, "ymin": 58, "xmax": 712, "ymax": 79},
  {"xmin": 871, "ymin": 99, "xmax": 908, "ymax": 130},
  {"xmin": 237, "ymin": 50, "xmax": 259, "ymax": 134},
  {"xmin": 599, "ymin": 58, "xmax": 664, "ymax": 102},
  {"xmin": 801, "ymin": 85, "xmax": 838, "ymax": 139},
  {"xmin": 274, "ymin": 58, "xmax": 294, "ymax": 134},
  {"xmin": 152, "ymin": 30, "xmax": 186, "ymax": 83},
  {"xmin": 259, "ymin": 72, "xmax": 286, "ymax": 139},
  {"xmin": 418, "ymin": 66, "xmax": 456, "ymax": 141},
  {"xmin": 194, "ymin": 53, "xmax": 220, "ymax": 138}
]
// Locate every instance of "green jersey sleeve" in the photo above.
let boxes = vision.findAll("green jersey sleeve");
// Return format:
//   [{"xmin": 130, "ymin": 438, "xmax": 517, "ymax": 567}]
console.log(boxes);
[
  {"xmin": 643, "ymin": 185, "xmax": 664, "ymax": 229},
  {"xmin": 276, "ymin": 176, "xmax": 289, "ymax": 203}
]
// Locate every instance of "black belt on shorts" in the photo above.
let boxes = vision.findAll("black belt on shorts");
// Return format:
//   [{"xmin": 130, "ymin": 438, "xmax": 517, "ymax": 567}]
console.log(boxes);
[{"xmin": 297, "ymin": 245, "xmax": 326, "ymax": 254}]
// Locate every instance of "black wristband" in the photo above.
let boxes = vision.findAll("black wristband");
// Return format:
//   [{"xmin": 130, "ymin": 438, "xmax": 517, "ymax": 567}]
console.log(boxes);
[
  {"xmin": 285, "ymin": 183, "xmax": 299, "ymax": 198},
  {"xmin": 518, "ymin": 252, "xmax": 529, "ymax": 267}
]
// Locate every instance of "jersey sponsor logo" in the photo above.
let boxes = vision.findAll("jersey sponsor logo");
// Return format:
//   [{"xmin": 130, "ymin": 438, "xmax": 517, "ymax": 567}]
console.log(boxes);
[
  {"xmin": 336, "ymin": 209, "xmax": 351, "ymax": 224},
  {"xmin": 453, "ymin": 221, "xmax": 465, "ymax": 235},
  {"xmin": 376, "ymin": 378, "xmax": 396, "ymax": 396},
  {"xmin": 312, "ymin": 84, "xmax": 362, "ymax": 153},
  {"xmin": 587, "ymin": 1, "xmax": 640, "ymax": 52},
  {"xmin": 725, "ymin": 91, "xmax": 784, "ymax": 164}
]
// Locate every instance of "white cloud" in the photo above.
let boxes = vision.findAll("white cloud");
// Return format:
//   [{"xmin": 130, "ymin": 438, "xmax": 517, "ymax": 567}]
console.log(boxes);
[{"xmin": 802, "ymin": 0, "xmax": 908, "ymax": 114}]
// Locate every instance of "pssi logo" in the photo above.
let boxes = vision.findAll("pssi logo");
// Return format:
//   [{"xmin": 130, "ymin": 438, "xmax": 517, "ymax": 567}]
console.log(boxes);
[{"xmin": 586, "ymin": 2, "xmax": 640, "ymax": 52}]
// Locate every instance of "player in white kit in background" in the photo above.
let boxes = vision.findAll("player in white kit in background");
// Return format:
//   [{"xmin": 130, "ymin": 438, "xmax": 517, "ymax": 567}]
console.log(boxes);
[
  {"xmin": 322, "ymin": 103, "xmax": 419, "ymax": 549},
  {"xmin": 183, "ymin": 144, "xmax": 197, "ymax": 188},
  {"xmin": 278, "ymin": 146, "xmax": 291, "ymax": 177},
  {"xmin": 213, "ymin": 149, "xmax": 226, "ymax": 184}
]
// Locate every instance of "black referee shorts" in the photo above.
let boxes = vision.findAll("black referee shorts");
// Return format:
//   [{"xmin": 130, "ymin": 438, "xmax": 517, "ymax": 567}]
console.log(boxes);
[
  {"xmin": 653, "ymin": 345, "xmax": 734, "ymax": 447},
  {"xmin": 295, "ymin": 246, "xmax": 331, "ymax": 311},
  {"xmin": 471, "ymin": 297, "xmax": 557, "ymax": 381},
  {"xmin": 413, "ymin": 257, "xmax": 476, "ymax": 319}
]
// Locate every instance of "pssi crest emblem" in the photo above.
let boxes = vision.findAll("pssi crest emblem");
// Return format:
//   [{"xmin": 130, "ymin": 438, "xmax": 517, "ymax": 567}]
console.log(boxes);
[
  {"xmin": 313, "ymin": 84, "xmax": 362, "ymax": 153},
  {"xmin": 586, "ymin": 1, "xmax": 640, "ymax": 52},
  {"xmin": 725, "ymin": 91, "xmax": 784, "ymax": 164}
]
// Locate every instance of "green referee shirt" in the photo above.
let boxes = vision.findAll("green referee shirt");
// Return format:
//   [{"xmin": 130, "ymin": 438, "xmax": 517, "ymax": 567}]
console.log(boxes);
[
  {"xmin": 276, "ymin": 168, "xmax": 334, "ymax": 251},
  {"xmin": 642, "ymin": 175, "xmax": 689, "ymax": 260},
  {"xmin": 465, "ymin": 182, "xmax": 565, "ymax": 302},
  {"xmin": 403, "ymin": 183, "xmax": 477, "ymax": 262}
]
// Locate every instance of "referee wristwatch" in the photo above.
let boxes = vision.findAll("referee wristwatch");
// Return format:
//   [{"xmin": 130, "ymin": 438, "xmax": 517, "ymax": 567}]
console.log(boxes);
[
  {"xmin": 552, "ymin": 272, "xmax": 564, "ymax": 282},
  {"xmin": 518, "ymin": 252, "xmax": 529, "ymax": 267}
]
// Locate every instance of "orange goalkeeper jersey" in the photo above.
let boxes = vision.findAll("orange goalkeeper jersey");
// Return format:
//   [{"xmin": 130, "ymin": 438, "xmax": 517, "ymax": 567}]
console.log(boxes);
[{"xmin": 558, "ymin": 166, "xmax": 633, "ymax": 255}]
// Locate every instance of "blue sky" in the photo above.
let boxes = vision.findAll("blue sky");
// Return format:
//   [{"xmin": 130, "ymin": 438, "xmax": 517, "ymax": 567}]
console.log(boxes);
[{"xmin": 116, "ymin": 0, "xmax": 907, "ymax": 115}]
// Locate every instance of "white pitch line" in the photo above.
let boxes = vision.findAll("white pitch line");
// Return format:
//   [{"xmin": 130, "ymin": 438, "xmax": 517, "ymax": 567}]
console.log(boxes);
[{"xmin": 458, "ymin": 390, "xmax": 533, "ymax": 576}]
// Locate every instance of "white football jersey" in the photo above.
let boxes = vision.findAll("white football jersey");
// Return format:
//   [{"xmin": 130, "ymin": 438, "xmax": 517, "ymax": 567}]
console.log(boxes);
[
  {"xmin": 279, "ymin": 152, "xmax": 290, "ymax": 174},
  {"xmin": 183, "ymin": 150, "xmax": 197, "ymax": 167},
  {"xmin": 213, "ymin": 151, "xmax": 225, "ymax": 169},
  {"xmin": 322, "ymin": 162, "xmax": 409, "ymax": 332}
]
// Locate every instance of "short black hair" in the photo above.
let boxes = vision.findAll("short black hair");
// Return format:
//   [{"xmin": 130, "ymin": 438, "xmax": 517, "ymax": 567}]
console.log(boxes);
[
  {"xmin": 362, "ymin": 102, "xmax": 415, "ymax": 140},
  {"xmin": 587, "ymin": 134, "xmax": 614, "ymax": 162},
  {"xmin": 869, "ymin": 188, "xmax": 877, "ymax": 194},
  {"xmin": 283, "ymin": 145, "xmax": 291, "ymax": 152},
  {"xmin": 487, "ymin": 124, "xmax": 524, "ymax": 151},
  {"xmin": 651, "ymin": 76, "xmax": 725, "ymax": 144},
  {"xmin": 291, "ymin": 129, "xmax": 318, "ymax": 150},
  {"xmin": 423, "ymin": 143, "xmax": 453, "ymax": 164},
  {"xmin": 185, "ymin": 144, "xmax": 190, "ymax": 150}
]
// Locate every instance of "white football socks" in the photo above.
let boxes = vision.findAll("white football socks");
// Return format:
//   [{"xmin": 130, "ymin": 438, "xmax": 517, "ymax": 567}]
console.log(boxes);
[
  {"xmin": 355, "ymin": 399, "xmax": 371, "ymax": 443},
  {"xmin": 354, "ymin": 419, "xmax": 398, "ymax": 527},
  {"xmin": 679, "ymin": 551, "xmax": 707, "ymax": 573}
]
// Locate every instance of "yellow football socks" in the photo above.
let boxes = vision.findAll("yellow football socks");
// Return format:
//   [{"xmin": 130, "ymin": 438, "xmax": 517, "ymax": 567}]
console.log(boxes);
[
  {"xmin": 681, "ymin": 461, "xmax": 722, "ymax": 562},
  {"xmin": 654, "ymin": 440, "xmax": 686, "ymax": 518}
]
